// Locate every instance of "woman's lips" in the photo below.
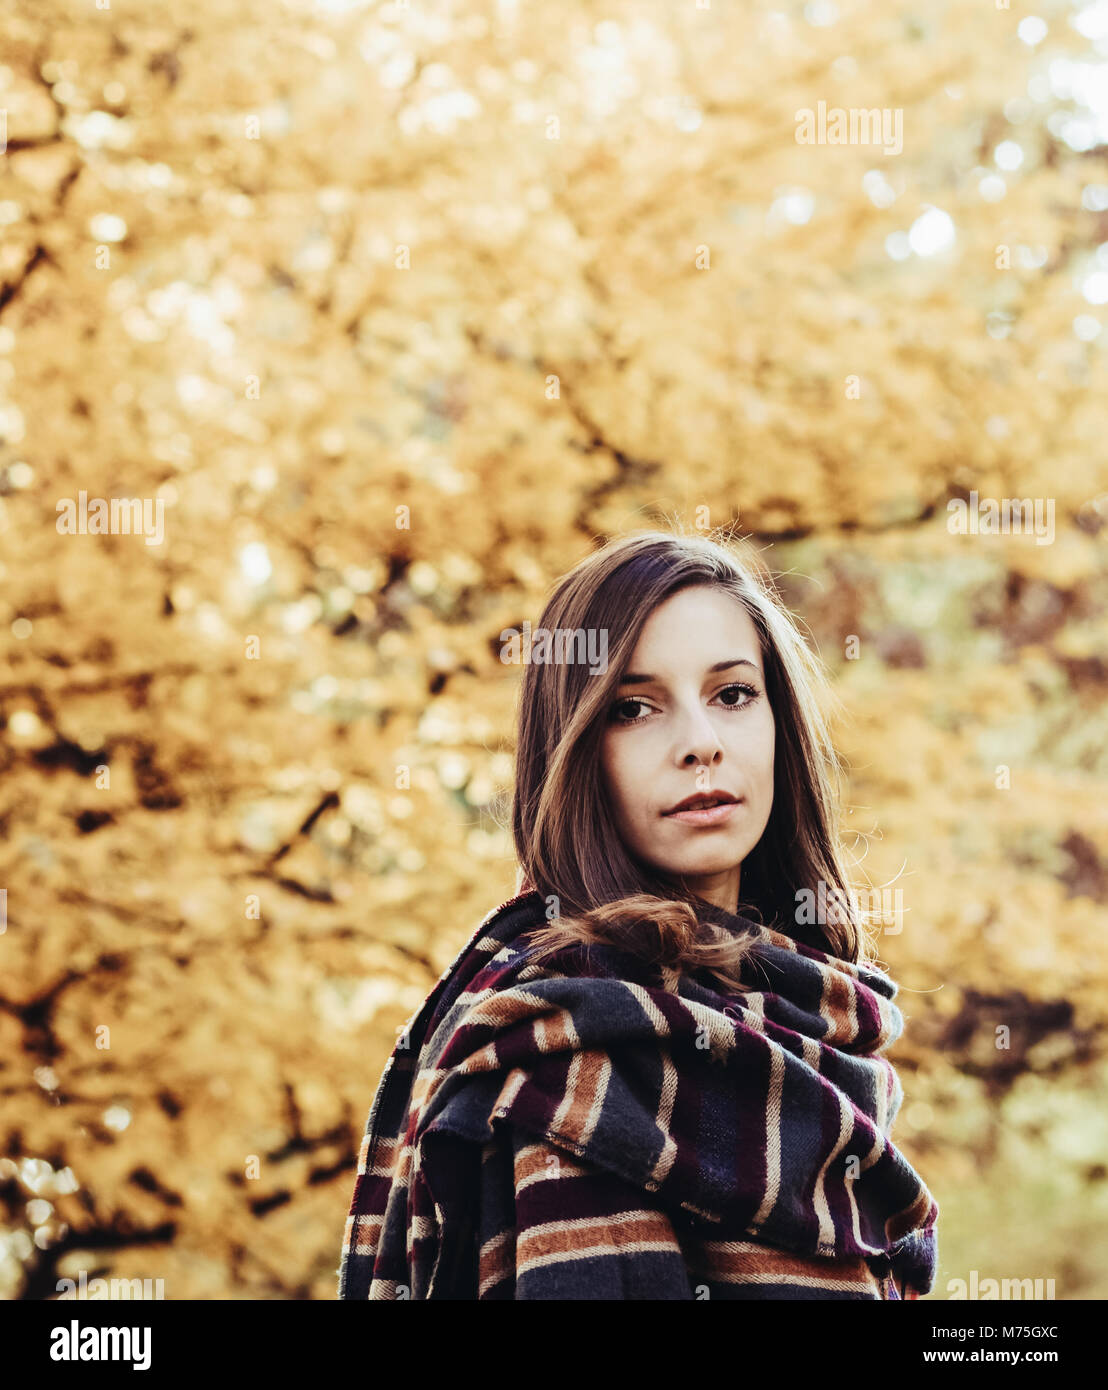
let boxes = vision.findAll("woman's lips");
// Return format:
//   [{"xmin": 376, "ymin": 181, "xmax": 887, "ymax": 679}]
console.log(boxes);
[{"xmin": 663, "ymin": 801, "xmax": 741, "ymax": 827}]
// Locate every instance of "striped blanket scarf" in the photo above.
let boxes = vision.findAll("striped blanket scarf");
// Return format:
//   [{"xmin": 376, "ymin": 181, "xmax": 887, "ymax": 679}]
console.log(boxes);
[{"xmin": 339, "ymin": 888, "xmax": 939, "ymax": 1300}]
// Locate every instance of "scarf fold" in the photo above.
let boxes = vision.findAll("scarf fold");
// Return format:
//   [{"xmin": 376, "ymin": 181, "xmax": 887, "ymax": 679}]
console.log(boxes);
[{"xmin": 339, "ymin": 888, "xmax": 939, "ymax": 1300}]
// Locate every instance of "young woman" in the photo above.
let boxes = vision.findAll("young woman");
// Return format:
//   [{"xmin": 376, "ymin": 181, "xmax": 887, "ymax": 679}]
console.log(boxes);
[{"xmin": 338, "ymin": 528, "xmax": 939, "ymax": 1300}]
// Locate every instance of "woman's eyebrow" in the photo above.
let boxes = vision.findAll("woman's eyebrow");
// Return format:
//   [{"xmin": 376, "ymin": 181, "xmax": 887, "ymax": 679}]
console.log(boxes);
[{"xmin": 618, "ymin": 658, "xmax": 760, "ymax": 685}]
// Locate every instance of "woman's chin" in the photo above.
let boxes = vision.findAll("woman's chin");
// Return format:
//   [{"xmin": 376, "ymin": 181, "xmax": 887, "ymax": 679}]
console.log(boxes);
[{"xmin": 660, "ymin": 854, "xmax": 745, "ymax": 880}]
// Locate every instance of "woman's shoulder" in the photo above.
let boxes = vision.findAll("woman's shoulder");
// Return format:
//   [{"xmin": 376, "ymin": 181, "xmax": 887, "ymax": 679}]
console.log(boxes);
[
  {"xmin": 432, "ymin": 888, "xmax": 549, "ymax": 987},
  {"xmin": 466, "ymin": 889, "xmax": 669, "ymax": 995},
  {"xmin": 479, "ymin": 887, "xmax": 550, "ymax": 941}
]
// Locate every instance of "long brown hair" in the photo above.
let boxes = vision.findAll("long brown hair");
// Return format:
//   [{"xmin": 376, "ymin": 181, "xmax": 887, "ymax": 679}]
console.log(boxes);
[{"xmin": 507, "ymin": 526, "xmax": 876, "ymax": 990}]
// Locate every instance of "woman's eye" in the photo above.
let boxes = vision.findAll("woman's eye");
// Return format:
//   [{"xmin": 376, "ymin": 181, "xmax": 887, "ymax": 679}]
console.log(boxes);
[
  {"xmin": 718, "ymin": 682, "xmax": 759, "ymax": 708},
  {"xmin": 609, "ymin": 684, "xmax": 760, "ymax": 725},
  {"xmin": 610, "ymin": 697, "xmax": 651, "ymax": 724}
]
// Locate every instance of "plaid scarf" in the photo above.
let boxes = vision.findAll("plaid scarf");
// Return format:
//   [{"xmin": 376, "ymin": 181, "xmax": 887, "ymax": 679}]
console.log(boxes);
[{"xmin": 339, "ymin": 888, "xmax": 939, "ymax": 1300}]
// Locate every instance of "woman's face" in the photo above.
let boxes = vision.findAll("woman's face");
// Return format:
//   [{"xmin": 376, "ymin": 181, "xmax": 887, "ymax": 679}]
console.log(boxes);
[{"xmin": 599, "ymin": 585, "xmax": 775, "ymax": 914}]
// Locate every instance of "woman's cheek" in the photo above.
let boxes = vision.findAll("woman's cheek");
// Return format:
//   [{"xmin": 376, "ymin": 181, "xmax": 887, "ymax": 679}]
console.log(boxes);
[{"xmin": 606, "ymin": 748, "xmax": 637, "ymax": 829}]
